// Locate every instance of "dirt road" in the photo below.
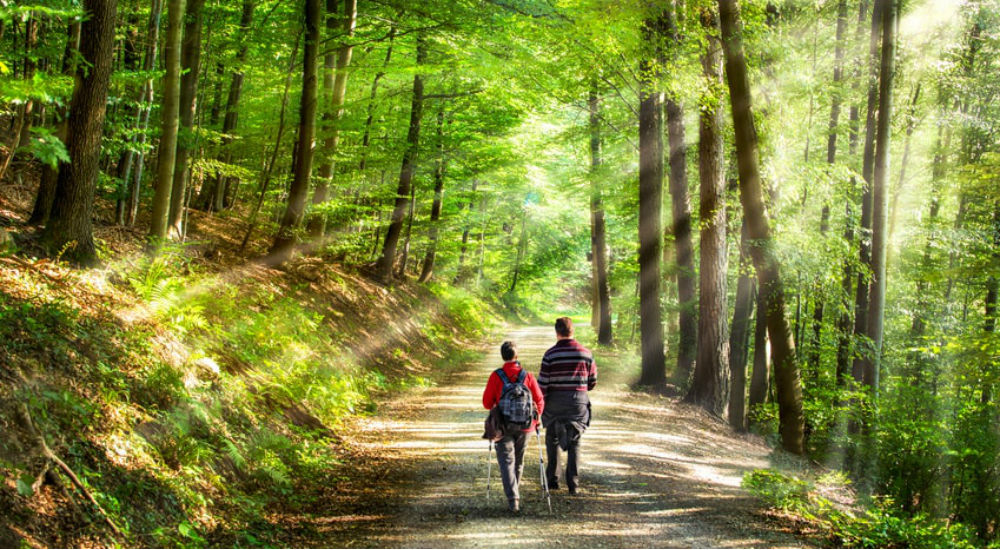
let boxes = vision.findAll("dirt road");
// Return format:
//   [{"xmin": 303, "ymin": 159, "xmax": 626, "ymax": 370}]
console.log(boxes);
[{"xmin": 302, "ymin": 327, "xmax": 808, "ymax": 548}]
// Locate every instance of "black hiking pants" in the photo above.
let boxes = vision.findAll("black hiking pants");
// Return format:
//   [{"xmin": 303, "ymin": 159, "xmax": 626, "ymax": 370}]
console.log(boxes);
[
  {"xmin": 545, "ymin": 424, "xmax": 580, "ymax": 490},
  {"xmin": 495, "ymin": 431, "xmax": 527, "ymax": 504}
]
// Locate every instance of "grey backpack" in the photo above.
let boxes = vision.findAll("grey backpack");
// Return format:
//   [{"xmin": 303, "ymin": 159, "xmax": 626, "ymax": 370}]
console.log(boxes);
[{"xmin": 496, "ymin": 368, "xmax": 534, "ymax": 429}]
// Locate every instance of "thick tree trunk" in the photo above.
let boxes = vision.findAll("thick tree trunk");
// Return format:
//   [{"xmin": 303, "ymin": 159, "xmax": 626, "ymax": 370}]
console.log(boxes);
[
  {"xmin": 858, "ymin": 0, "xmax": 896, "ymax": 400},
  {"xmin": 307, "ymin": 0, "xmax": 357, "ymax": 238},
  {"xmin": 687, "ymin": 11, "xmax": 729, "ymax": 416},
  {"xmin": 148, "ymin": 0, "xmax": 186, "ymax": 245},
  {"xmin": 268, "ymin": 0, "xmax": 321, "ymax": 264},
  {"xmin": 376, "ymin": 35, "xmax": 427, "ymax": 283},
  {"xmin": 29, "ymin": 22, "xmax": 81, "ymax": 226},
  {"xmin": 637, "ymin": 15, "xmax": 667, "ymax": 387},
  {"xmin": 41, "ymin": 0, "xmax": 117, "ymax": 265},
  {"xmin": 588, "ymin": 89, "xmax": 613, "ymax": 345},
  {"xmin": 167, "ymin": 0, "xmax": 205, "ymax": 238},
  {"xmin": 667, "ymin": 97, "xmax": 697, "ymax": 382},
  {"xmin": 718, "ymin": 0, "xmax": 805, "ymax": 454},
  {"xmin": 418, "ymin": 108, "xmax": 447, "ymax": 283},
  {"xmin": 729, "ymin": 220, "xmax": 755, "ymax": 431}
]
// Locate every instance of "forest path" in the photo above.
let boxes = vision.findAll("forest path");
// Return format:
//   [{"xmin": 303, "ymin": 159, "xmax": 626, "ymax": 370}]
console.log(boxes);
[{"xmin": 294, "ymin": 326, "xmax": 808, "ymax": 548}]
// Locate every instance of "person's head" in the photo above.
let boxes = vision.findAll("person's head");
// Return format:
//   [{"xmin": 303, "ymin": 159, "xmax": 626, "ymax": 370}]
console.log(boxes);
[
  {"xmin": 501, "ymin": 340, "xmax": 518, "ymax": 361},
  {"xmin": 555, "ymin": 317, "xmax": 573, "ymax": 340}
]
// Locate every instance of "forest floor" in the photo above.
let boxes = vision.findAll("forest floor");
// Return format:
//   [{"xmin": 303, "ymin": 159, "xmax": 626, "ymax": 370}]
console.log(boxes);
[{"xmin": 276, "ymin": 326, "xmax": 818, "ymax": 549}]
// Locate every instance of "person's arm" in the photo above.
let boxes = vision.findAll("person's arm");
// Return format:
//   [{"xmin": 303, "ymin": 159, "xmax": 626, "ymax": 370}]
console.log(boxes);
[
  {"xmin": 538, "ymin": 354, "xmax": 551, "ymax": 397},
  {"xmin": 527, "ymin": 373, "xmax": 544, "ymax": 417},
  {"xmin": 483, "ymin": 372, "xmax": 500, "ymax": 409},
  {"xmin": 587, "ymin": 356, "xmax": 597, "ymax": 391}
]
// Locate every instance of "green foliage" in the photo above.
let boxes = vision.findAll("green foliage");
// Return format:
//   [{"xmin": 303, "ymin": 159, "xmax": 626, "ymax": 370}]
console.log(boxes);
[{"xmin": 743, "ymin": 469, "xmax": 983, "ymax": 548}]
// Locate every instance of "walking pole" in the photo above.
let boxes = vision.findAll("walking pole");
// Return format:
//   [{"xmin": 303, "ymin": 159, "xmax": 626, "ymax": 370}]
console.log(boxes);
[
  {"xmin": 486, "ymin": 440, "xmax": 493, "ymax": 503},
  {"xmin": 536, "ymin": 425, "xmax": 552, "ymax": 513}
]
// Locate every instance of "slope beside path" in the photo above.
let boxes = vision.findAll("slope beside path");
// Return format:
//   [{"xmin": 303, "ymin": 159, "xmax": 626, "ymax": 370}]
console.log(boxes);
[{"xmin": 285, "ymin": 326, "xmax": 810, "ymax": 548}]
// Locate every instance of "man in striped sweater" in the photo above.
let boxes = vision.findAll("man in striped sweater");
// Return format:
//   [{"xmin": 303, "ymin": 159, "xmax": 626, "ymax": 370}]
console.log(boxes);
[{"xmin": 538, "ymin": 317, "xmax": 596, "ymax": 495}]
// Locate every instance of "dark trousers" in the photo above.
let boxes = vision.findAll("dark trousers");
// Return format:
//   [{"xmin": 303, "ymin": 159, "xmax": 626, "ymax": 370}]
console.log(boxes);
[
  {"xmin": 495, "ymin": 431, "xmax": 527, "ymax": 503},
  {"xmin": 545, "ymin": 424, "xmax": 580, "ymax": 490}
]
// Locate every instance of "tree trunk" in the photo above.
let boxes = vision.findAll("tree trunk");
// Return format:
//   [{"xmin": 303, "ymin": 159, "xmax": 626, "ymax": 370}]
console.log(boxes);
[
  {"xmin": 114, "ymin": 15, "xmax": 141, "ymax": 226},
  {"xmin": 850, "ymin": 0, "xmax": 884, "ymax": 392},
  {"xmin": 148, "ymin": 0, "xmax": 186, "ymax": 245},
  {"xmin": 418, "ymin": 108, "xmax": 447, "ymax": 283},
  {"xmin": 588, "ymin": 89, "xmax": 613, "ymax": 345},
  {"xmin": 637, "ymin": 15, "xmax": 667, "ymax": 387},
  {"xmin": 748, "ymin": 288, "xmax": 770, "ymax": 409},
  {"xmin": 729, "ymin": 220, "xmax": 755, "ymax": 431},
  {"xmin": 376, "ymin": 34, "xmax": 427, "ymax": 283},
  {"xmin": 307, "ymin": 0, "xmax": 357, "ymax": 238},
  {"xmin": 509, "ymin": 212, "xmax": 529, "ymax": 293},
  {"xmin": 687, "ymin": 10, "xmax": 729, "ymax": 416},
  {"xmin": 718, "ymin": 0, "xmax": 805, "ymax": 454},
  {"xmin": 858, "ymin": 0, "xmax": 897, "ymax": 400},
  {"xmin": 667, "ymin": 98, "xmax": 697, "ymax": 383},
  {"xmin": 397, "ymin": 183, "xmax": 417, "ymax": 279},
  {"xmin": 888, "ymin": 82, "xmax": 921, "ymax": 247},
  {"xmin": 454, "ymin": 180, "xmax": 477, "ymax": 284},
  {"xmin": 29, "ymin": 22, "xmax": 81, "ymax": 226},
  {"xmin": 41, "ymin": 0, "xmax": 117, "ymax": 265},
  {"xmin": 267, "ymin": 0, "xmax": 321, "ymax": 264},
  {"xmin": 167, "ymin": 0, "xmax": 205, "ymax": 238},
  {"xmin": 125, "ymin": 0, "xmax": 163, "ymax": 227}
]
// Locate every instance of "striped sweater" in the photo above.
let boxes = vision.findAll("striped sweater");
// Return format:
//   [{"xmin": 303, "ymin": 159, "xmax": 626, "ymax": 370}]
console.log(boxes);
[{"xmin": 538, "ymin": 338, "xmax": 596, "ymax": 395}]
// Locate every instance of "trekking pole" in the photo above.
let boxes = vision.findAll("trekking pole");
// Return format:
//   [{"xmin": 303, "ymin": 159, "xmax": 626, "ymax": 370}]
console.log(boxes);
[
  {"xmin": 486, "ymin": 440, "xmax": 493, "ymax": 503},
  {"xmin": 536, "ymin": 425, "xmax": 552, "ymax": 513}
]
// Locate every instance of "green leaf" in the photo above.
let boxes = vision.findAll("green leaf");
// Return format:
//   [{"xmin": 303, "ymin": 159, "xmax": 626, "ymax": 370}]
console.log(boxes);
[{"xmin": 16, "ymin": 475, "xmax": 34, "ymax": 497}]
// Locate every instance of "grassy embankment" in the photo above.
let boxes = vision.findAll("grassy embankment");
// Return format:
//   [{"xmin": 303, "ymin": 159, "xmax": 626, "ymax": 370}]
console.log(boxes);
[{"xmin": 0, "ymin": 244, "xmax": 501, "ymax": 548}]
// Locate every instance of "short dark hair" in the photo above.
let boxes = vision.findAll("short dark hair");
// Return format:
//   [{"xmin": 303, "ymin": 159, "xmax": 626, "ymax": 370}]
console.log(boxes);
[
  {"xmin": 555, "ymin": 317, "xmax": 573, "ymax": 337},
  {"xmin": 501, "ymin": 341, "xmax": 517, "ymax": 361}
]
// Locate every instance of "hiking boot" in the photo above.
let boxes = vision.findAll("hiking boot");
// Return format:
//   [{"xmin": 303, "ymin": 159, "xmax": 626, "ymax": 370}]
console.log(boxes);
[
  {"xmin": 508, "ymin": 499, "xmax": 520, "ymax": 513},
  {"xmin": 547, "ymin": 481, "xmax": 560, "ymax": 491},
  {"xmin": 567, "ymin": 485, "xmax": 579, "ymax": 496}
]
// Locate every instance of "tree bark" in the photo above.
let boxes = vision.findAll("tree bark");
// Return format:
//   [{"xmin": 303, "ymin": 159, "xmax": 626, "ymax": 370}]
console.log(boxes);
[
  {"xmin": 850, "ymin": 0, "xmax": 884, "ymax": 392},
  {"xmin": 268, "ymin": 0, "xmax": 321, "ymax": 264},
  {"xmin": 148, "ymin": 0, "xmax": 186, "ymax": 245},
  {"xmin": 729, "ymin": 220, "xmax": 755, "ymax": 430},
  {"xmin": 307, "ymin": 0, "xmax": 357, "ymax": 238},
  {"xmin": 397, "ymin": 182, "xmax": 417, "ymax": 278},
  {"xmin": 637, "ymin": 15, "xmax": 667, "ymax": 387},
  {"xmin": 888, "ymin": 82, "xmax": 921, "ymax": 246},
  {"xmin": 454, "ymin": 180, "xmax": 477, "ymax": 284},
  {"xmin": 667, "ymin": 99, "xmax": 696, "ymax": 383},
  {"xmin": 509, "ymin": 212, "xmax": 529, "ymax": 293},
  {"xmin": 376, "ymin": 34, "xmax": 427, "ymax": 283},
  {"xmin": 718, "ymin": 0, "xmax": 805, "ymax": 454},
  {"xmin": 418, "ymin": 108, "xmax": 447, "ymax": 283},
  {"xmin": 687, "ymin": 10, "xmax": 729, "ymax": 416},
  {"xmin": 748, "ymin": 288, "xmax": 770, "ymax": 409},
  {"xmin": 29, "ymin": 22, "xmax": 81, "ymax": 226},
  {"xmin": 41, "ymin": 0, "xmax": 117, "ymax": 265},
  {"xmin": 858, "ymin": 0, "xmax": 896, "ymax": 400},
  {"xmin": 588, "ymin": 89, "xmax": 613, "ymax": 345},
  {"xmin": 167, "ymin": 0, "xmax": 205, "ymax": 238}
]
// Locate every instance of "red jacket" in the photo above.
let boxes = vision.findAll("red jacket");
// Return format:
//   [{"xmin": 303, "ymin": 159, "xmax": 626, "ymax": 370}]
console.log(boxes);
[{"xmin": 482, "ymin": 361, "xmax": 545, "ymax": 432}]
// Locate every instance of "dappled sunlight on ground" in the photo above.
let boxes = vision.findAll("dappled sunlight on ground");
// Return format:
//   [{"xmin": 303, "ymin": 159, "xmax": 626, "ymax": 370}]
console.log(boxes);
[{"xmin": 309, "ymin": 327, "xmax": 810, "ymax": 548}]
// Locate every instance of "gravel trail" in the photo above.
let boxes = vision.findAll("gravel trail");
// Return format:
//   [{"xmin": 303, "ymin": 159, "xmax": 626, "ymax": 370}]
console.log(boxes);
[{"xmin": 303, "ymin": 326, "xmax": 809, "ymax": 548}]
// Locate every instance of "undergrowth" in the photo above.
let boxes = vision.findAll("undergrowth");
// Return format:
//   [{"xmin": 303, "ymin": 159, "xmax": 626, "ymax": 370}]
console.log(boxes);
[
  {"xmin": 0, "ymin": 247, "xmax": 500, "ymax": 548},
  {"xmin": 742, "ymin": 469, "xmax": 987, "ymax": 548}
]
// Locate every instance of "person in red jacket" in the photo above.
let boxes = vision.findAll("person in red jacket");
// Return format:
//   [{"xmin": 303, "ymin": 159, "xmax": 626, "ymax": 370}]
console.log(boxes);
[{"xmin": 482, "ymin": 341, "xmax": 544, "ymax": 513}]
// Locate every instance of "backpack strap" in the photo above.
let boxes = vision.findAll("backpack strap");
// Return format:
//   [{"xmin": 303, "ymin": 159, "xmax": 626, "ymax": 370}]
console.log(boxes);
[
  {"xmin": 515, "ymin": 370, "xmax": 526, "ymax": 384},
  {"xmin": 496, "ymin": 368, "xmax": 512, "ymax": 387}
]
